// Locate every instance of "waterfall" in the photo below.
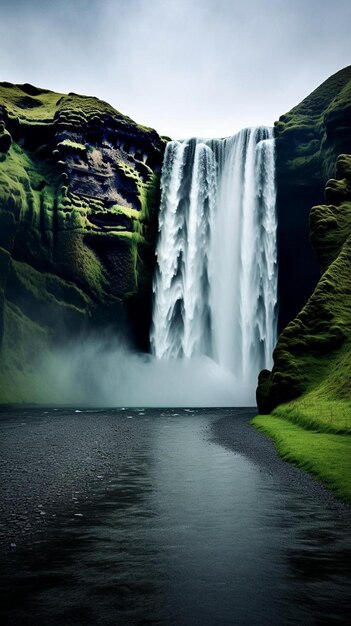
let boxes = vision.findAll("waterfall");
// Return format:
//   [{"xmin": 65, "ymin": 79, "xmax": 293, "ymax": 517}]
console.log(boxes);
[{"xmin": 151, "ymin": 127, "xmax": 277, "ymax": 403}]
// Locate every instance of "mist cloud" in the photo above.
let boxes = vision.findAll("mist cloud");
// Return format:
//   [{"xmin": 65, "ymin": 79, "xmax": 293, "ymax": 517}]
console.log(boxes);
[{"xmin": 42, "ymin": 338, "xmax": 246, "ymax": 407}]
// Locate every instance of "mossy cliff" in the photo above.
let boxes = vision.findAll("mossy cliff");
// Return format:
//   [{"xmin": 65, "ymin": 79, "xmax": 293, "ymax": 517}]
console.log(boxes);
[
  {"xmin": 258, "ymin": 153, "xmax": 351, "ymax": 414},
  {"xmin": 256, "ymin": 70, "xmax": 351, "ymax": 501},
  {"xmin": 0, "ymin": 83, "xmax": 165, "ymax": 402},
  {"xmin": 274, "ymin": 65, "xmax": 351, "ymax": 331}
]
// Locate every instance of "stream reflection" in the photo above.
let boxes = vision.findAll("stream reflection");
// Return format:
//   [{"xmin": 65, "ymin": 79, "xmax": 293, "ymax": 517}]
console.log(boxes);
[{"xmin": 1, "ymin": 408, "xmax": 350, "ymax": 625}]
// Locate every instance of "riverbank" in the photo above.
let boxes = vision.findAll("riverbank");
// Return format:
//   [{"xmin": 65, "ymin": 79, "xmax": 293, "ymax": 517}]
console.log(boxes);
[
  {"xmin": 1, "ymin": 407, "xmax": 351, "ymax": 626},
  {"xmin": 211, "ymin": 410, "xmax": 351, "ymax": 514},
  {"xmin": 2, "ymin": 405, "xmax": 350, "ymax": 553},
  {"xmin": 252, "ymin": 405, "xmax": 351, "ymax": 505}
]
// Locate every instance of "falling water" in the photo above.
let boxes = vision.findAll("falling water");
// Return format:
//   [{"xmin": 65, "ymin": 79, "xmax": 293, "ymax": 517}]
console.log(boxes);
[{"xmin": 151, "ymin": 128, "xmax": 277, "ymax": 402}]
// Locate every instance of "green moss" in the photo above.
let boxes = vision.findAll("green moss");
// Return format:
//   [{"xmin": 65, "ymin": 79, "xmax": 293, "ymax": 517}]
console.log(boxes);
[
  {"xmin": 275, "ymin": 65, "xmax": 351, "ymax": 183},
  {"xmin": 110, "ymin": 203, "xmax": 139, "ymax": 220},
  {"xmin": 58, "ymin": 139, "xmax": 87, "ymax": 152},
  {"xmin": 0, "ymin": 301, "xmax": 57, "ymax": 403},
  {"xmin": 252, "ymin": 414, "xmax": 351, "ymax": 504},
  {"xmin": 56, "ymin": 93, "xmax": 137, "ymax": 128},
  {"xmin": 0, "ymin": 80, "xmax": 164, "ymax": 402},
  {"xmin": 23, "ymin": 258, "xmax": 87, "ymax": 307},
  {"xmin": 0, "ymin": 83, "xmax": 62, "ymax": 123},
  {"xmin": 54, "ymin": 231, "xmax": 108, "ymax": 302},
  {"xmin": 256, "ymin": 74, "xmax": 351, "ymax": 500},
  {"xmin": 0, "ymin": 124, "xmax": 11, "ymax": 153},
  {"xmin": 258, "ymin": 152, "xmax": 351, "ymax": 414},
  {"xmin": 0, "ymin": 141, "xmax": 61, "ymax": 264}
]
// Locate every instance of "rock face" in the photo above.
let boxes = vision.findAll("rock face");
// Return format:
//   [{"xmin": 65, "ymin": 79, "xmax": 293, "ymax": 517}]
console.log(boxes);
[
  {"xmin": 275, "ymin": 65, "xmax": 351, "ymax": 331},
  {"xmin": 258, "ymin": 66, "xmax": 351, "ymax": 413},
  {"xmin": 258, "ymin": 151, "xmax": 351, "ymax": 413},
  {"xmin": 0, "ymin": 83, "xmax": 165, "ymax": 401}
]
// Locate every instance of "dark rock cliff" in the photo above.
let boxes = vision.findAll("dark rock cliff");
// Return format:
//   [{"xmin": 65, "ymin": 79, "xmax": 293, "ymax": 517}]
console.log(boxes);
[
  {"xmin": 0, "ymin": 83, "xmax": 165, "ymax": 401},
  {"xmin": 275, "ymin": 65, "xmax": 351, "ymax": 331},
  {"xmin": 258, "ymin": 125, "xmax": 351, "ymax": 412}
]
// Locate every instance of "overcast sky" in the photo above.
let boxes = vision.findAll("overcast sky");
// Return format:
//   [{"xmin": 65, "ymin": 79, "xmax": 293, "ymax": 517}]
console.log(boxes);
[{"xmin": 0, "ymin": 0, "xmax": 350, "ymax": 138}]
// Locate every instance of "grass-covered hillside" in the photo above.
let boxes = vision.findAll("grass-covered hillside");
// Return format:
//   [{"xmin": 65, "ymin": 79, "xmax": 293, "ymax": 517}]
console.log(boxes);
[
  {"xmin": 0, "ymin": 83, "xmax": 165, "ymax": 402},
  {"xmin": 256, "ymin": 148, "xmax": 351, "ymax": 502}
]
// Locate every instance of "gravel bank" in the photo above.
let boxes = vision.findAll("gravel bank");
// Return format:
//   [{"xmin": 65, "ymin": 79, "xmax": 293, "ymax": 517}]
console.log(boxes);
[
  {"xmin": 211, "ymin": 409, "xmax": 351, "ymax": 519},
  {"xmin": 0, "ymin": 407, "xmax": 149, "ymax": 549}
]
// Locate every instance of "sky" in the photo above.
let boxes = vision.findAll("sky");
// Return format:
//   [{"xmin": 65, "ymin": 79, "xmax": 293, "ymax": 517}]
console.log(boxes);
[{"xmin": 0, "ymin": 0, "xmax": 350, "ymax": 139}]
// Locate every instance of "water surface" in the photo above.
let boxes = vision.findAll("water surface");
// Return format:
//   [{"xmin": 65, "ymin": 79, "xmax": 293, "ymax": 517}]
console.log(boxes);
[{"xmin": 1, "ymin": 408, "xmax": 350, "ymax": 625}]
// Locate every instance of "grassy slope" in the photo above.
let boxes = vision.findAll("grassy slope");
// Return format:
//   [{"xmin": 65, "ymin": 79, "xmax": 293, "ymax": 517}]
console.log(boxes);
[
  {"xmin": 258, "ymin": 154, "xmax": 351, "ymax": 409},
  {"xmin": 254, "ymin": 335, "xmax": 351, "ymax": 503},
  {"xmin": 252, "ymin": 415, "xmax": 351, "ymax": 503},
  {"xmin": 255, "ymin": 200, "xmax": 351, "ymax": 501},
  {"xmin": 255, "ymin": 71, "xmax": 351, "ymax": 504}
]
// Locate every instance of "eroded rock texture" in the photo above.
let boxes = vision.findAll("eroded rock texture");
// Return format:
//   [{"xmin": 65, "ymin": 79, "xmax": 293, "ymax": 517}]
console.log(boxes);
[
  {"xmin": 258, "ymin": 153, "xmax": 351, "ymax": 413},
  {"xmin": 275, "ymin": 65, "xmax": 351, "ymax": 330},
  {"xmin": 0, "ymin": 83, "xmax": 165, "ymax": 401}
]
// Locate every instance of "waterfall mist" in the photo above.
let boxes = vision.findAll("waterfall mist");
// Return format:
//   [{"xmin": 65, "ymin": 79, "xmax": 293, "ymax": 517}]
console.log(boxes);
[
  {"xmin": 40, "ymin": 338, "xmax": 239, "ymax": 407},
  {"xmin": 151, "ymin": 128, "xmax": 278, "ymax": 405}
]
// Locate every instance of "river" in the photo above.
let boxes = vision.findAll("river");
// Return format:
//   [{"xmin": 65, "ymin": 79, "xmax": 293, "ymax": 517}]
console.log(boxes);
[{"xmin": 0, "ymin": 407, "xmax": 350, "ymax": 625}]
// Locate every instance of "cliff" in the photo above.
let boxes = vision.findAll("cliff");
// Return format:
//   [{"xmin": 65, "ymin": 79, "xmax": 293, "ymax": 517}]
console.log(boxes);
[
  {"xmin": 258, "ymin": 153, "xmax": 351, "ymax": 417},
  {"xmin": 255, "ymin": 67, "xmax": 351, "ymax": 502},
  {"xmin": 257, "ymin": 66, "xmax": 351, "ymax": 426},
  {"xmin": 274, "ymin": 65, "xmax": 351, "ymax": 330},
  {"xmin": 0, "ymin": 83, "xmax": 165, "ymax": 402}
]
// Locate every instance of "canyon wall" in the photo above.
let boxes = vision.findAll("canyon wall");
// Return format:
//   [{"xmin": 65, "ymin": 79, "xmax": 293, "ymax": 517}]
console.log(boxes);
[
  {"xmin": 258, "ymin": 66, "xmax": 351, "ymax": 411},
  {"xmin": 0, "ymin": 83, "xmax": 165, "ymax": 401},
  {"xmin": 275, "ymin": 65, "xmax": 351, "ymax": 330}
]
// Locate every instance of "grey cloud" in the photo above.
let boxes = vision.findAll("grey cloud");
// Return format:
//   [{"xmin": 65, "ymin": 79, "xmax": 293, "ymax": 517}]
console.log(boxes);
[{"xmin": 0, "ymin": 0, "xmax": 350, "ymax": 137}]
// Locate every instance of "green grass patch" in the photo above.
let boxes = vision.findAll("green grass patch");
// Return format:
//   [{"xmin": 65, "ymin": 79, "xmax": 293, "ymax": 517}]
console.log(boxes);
[
  {"xmin": 252, "ymin": 414, "xmax": 351, "ymax": 504},
  {"xmin": 273, "ymin": 396, "xmax": 351, "ymax": 434}
]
